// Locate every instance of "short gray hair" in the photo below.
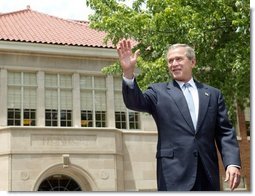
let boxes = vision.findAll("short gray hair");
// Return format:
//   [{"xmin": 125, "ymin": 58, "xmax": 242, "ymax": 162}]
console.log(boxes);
[{"xmin": 166, "ymin": 44, "xmax": 196, "ymax": 60}]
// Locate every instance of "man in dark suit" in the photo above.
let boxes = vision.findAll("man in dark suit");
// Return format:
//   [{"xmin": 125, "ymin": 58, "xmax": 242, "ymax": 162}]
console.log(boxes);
[{"xmin": 117, "ymin": 39, "xmax": 241, "ymax": 191}]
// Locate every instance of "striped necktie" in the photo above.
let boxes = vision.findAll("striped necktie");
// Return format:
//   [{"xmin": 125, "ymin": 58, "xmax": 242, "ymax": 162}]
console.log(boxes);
[{"xmin": 183, "ymin": 83, "xmax": 197, "ymax": 129}]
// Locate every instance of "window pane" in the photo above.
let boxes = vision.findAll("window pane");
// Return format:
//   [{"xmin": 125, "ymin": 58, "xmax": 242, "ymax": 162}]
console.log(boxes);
[
  {"xmin": 96, "ymin": 111, "xmax": 106, "ymax": 127},
  {"xmin": 45, "ymin": 74, "xmax": 58, "ymax": 87},
  {"xmin": 45, "ymin": 109, "xmax": 58, "ymax": 126},
  {"xmin": 114, "ymin": 92, "xmax": 126, "ymax": 111},
  {"xmin": 24, "ymin": 110, "xmax": 29, "ymax": 118},
  {"xmin": 8, "ymin": 72, "xmax": 21, "ymax": 85},
  {"xmin": 60, "ymin": 90, "xmax": 72, "ymax": 110},
  {"xmin": 115, "ymin": 112, "xmax": 126, "ymax": 129},
  {"xmin": 80, "ymin": 91, "xmax": 93, "ymax": 110},
  {"xmin": 7, "ymin": 108, "xmax": 21, "ymax": 126},
  {"xmin": 60, "ymin": 110, "xmax": 72, "ymax": 127},
  {"xmin": 8, "ymin": 87, "xmax": 21, "ymax": 108},
  {"xmin": 244, "ymin": 108, "xmax": 250, "ymax": 137},
  {"xmin": 94, "ymin": 76, "xmax": 106, "ymax": 89},
  {"xmin": 45, "ymin": 89, "xmax": 58, "ymax": 109},
  {"xmin": 38, "ymin": 174, "xmax": 82, "ymax": 191},
  {"xmin": 8, "ymin": 110, "xmax": 14, "ymax": 118},
  {"xmin": 24, "ymin": 87, "xmax": 37, "ymax": 108},
  {"xmin": 80, "ymin": 76, "xmax": 92, "ymax": 89},
  {"xmin": 15, "ymin": 110, "xmax": 21, "ymax": 119},
  {"xmin": 246, "ymin": 121, "xmax": 250, "ymax": 137},
  {"xmin": 81, "ymin": 110, "xmax": 93, "ymax": 127},
  {"xmin": 15, "ymin": 120, "xmax": 20, "ymax": 126},
  {"xmin": 23, "ymin": 72, "xmax": 37, "ymax": 86},
  {"xmin": 95, "ymin": 91, "xmax": 106, "ymax": 111},
  {"xmin": 129, "ymin": 112, "xmax": 139, "ymax": 129},
  {"xmin": 60, "ymin": 75, "xmax": 72, "ymax": 88},
  {"xmin": 23, "ymin": 109, "xmax": 36, "ymax": 126}
]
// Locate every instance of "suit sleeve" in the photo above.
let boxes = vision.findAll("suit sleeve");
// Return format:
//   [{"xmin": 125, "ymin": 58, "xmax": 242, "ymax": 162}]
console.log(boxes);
[
  {"xmin": 215, "ymin": 91, "xmax": 241, "ymax": 169},
  {"xmin": 122, "ymin": 78, "xmax": 157, "ymax": 114}
]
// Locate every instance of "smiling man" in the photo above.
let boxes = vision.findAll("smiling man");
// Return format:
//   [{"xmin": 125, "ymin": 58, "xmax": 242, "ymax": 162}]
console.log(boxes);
[
  {"xmin": 118, "ymin": 40, "xmax": 241, "ymax": 191},
  {"xmin": 167, "ymin": 44, "xmax": 195, "ymax": 82}
]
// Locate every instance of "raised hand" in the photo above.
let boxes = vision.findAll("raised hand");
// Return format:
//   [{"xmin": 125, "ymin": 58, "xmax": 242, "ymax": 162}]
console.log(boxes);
[{"xmin": 117, "ymin": 39, "xmax": 140, "ymax": 79}]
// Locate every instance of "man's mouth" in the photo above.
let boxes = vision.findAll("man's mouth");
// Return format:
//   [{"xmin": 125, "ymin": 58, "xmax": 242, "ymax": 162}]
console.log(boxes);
[{"xmin": 172, "ymin": 69, "xmax": 182, "ymax": 74}]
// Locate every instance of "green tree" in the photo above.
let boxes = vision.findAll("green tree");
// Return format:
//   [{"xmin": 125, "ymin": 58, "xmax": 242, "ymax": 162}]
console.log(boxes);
[{"xmin": 86, "ymin": 0, "xmax": 250, "ymax": 122}]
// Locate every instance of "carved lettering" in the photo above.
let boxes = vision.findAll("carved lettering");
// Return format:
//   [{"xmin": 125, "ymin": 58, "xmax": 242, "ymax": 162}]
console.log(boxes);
[{"xmin": 31, "ymin": 134, "xmax": 97, "ymax": 146}]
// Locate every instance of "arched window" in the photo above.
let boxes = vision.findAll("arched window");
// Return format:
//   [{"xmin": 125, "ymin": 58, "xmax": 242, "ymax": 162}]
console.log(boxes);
[{"xmin": 38, "ymin": 174, "xmax": 82, "ymax": 191}]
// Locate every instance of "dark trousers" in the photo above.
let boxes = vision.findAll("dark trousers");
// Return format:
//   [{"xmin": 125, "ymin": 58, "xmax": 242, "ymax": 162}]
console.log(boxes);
[{"xmin": 191, "ymin": 155, "xmax": 213, "ymax": 191}]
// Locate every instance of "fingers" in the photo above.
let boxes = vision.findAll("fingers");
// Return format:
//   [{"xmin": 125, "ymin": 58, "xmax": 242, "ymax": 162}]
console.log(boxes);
[
  {"xmin": 224, "ymin": 171, "xmax": 230, "ymax": 183},
  {"xmin": 127, "ymin": 40, "xmax": 131, "ymax": 49},
  {"xmin": 117, "ymin": 39, "xmax": 130, "ymax": 58},
  {"xmin": 117, "ymin": 39, "xmax": 130, "ymax": 50},
  {"xmin": 134, "ymin": 49, "xmax": 140, "ymax": 59},
  {"xmin": 232, "ymin": 174, "xmax": 240, "ymax": 190},
  {"xmin": 117, "ymin": 39, "xmax": 140, "ymax": 62},
  {"xmin": 225, "ymin": 167, "xmax": 241, "ymax": 191},
  {"xmin": 117, "ymin": 47, "xmax": 122, "ymax": 58},
  {"xmin": 117, "ymin": 41, "xmax": 123, "ymax": 58},
  {"xmin": 229, "ymin": 174, "xmax": 240, "ymax": 191}
]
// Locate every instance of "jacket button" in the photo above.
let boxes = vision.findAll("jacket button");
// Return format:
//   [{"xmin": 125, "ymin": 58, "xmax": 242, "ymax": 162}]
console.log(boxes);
[{"xmin": 193, "ymin": 152, "xmax": 198, "ymax": 157}]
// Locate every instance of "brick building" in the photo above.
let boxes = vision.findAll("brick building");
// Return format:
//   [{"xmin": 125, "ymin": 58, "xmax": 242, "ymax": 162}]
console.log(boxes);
[{"xmin": 0, "ymin": 7, "xmax": 250, "ymax": 191}]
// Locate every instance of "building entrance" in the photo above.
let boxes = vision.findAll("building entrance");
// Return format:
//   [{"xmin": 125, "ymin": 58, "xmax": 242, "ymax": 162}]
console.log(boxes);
[{"xmin": 38, "ymin": 174, "xmax": 82, "ymax": 191}]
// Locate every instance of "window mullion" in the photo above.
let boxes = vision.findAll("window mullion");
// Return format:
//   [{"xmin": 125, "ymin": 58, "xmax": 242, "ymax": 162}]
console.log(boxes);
[
  {"xmin": 21, "ymin": 72, "xmax": 24, "ymax": 126},
  {"xmin": 58, "ymin": 74, "xmax": 61, "ymax": 127},
  {"xmin": 92, "ymin": 76, "xmax": 96, "ymax": 127},
  {"xmin": 126, "ymin": 110, "xmax": 130, "ymax": 130}
]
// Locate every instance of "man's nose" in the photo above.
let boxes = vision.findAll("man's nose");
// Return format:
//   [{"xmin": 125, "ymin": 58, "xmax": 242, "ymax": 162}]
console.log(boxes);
[{"xmin": 172, "ymin": 59, "xmax": 179, "ymax": 65}]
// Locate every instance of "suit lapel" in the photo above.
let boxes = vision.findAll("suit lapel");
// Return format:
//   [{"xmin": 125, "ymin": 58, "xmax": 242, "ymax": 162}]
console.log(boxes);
[
  {"xmin": 167, "ymin": 81, "xmax": 195, "ymax": 133},
  {"xmin": 195, "ymin": 82, "xmax": 210, "ymax": 132}
]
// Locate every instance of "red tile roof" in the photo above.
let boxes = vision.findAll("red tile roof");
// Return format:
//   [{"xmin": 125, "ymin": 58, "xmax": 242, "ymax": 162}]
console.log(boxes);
[{"xmin": 0, "ymin": 7, "xmax": 114, "ymax": 48}]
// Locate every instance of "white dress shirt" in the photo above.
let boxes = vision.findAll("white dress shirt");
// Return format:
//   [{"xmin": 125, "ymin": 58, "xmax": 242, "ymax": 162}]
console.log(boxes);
[{"xmin": 175, "ymin": 78, "xmax": 199, "ymax": 124}]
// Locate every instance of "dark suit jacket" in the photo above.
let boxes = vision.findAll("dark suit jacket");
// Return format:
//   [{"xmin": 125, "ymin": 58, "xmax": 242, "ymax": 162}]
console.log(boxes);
[{"xmin": 122, "ymin": 79, "xmax": 241, "ymax": 191}]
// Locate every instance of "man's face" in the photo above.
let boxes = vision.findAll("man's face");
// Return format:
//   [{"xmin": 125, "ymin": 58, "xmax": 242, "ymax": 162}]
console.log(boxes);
[{"xmin": 167, "ymin": 47, "xmax": 196, "ymax": 82}]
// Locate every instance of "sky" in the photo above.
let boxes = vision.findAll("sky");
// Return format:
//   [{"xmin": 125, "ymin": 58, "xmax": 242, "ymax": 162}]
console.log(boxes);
[
  {"xmin": 0, "ymin": 0, "xmax": 254, "ymax": 21},
  {"xmin": 0, "ymin": 0, "xmax": 94, "ymax": 21}
]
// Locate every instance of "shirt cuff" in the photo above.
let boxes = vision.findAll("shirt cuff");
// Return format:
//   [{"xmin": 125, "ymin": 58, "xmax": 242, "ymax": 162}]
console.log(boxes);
[
  {"xmin": 227, "ymin": 164, "xmax": 241, "ymax": 169},
  {"xmin": 123, "ymin": 75, "xmax": 135, "ymax": 89}
]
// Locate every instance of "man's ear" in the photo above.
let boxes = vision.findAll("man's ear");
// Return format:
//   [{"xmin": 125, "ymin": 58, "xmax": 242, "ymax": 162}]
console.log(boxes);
[{"xmin": 191, "ymin": 59, "xmax": 196, "ymax": 68}]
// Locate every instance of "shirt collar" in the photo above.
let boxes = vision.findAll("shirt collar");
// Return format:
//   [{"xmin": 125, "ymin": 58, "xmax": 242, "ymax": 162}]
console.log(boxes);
[{"xmin": 175, "ymin": 78, "xmax": 196, "ymax": 89}]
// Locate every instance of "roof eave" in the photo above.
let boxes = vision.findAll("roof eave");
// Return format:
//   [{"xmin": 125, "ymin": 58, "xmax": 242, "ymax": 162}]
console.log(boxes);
[{"xmin": 0, "ymin": 40, "xmax": 118, "ymax": 59}]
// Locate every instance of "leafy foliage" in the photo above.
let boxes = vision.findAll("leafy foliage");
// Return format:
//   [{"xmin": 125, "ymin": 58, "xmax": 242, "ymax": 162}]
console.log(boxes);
[{"xmin": 86, "ymin": 0, "xmax": 250, "ymax": 122}]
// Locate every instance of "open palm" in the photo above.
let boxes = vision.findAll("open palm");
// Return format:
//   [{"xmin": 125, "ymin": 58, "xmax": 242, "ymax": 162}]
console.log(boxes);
[{"xmin": 117, "ymin": 40, "xmax": 139, "ymax": 78}]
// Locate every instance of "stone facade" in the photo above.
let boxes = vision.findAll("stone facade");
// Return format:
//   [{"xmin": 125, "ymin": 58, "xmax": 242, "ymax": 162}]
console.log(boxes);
[
  {"xmin": 0, "ymin": 127, "xmax": 157, "ymax": 191},
  {"xmin": 0, "ymin": 41, "xmax": 158, "ymax": 191}
]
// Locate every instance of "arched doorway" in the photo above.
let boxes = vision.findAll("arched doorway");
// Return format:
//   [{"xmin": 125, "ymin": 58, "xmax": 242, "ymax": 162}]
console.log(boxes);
[
  {"xmin": 38, "ymin": 174, "xmax": 81, "ymax": 191},
  {"xmin": 33, "ymin": 164, "xmax": 97, "ymax": 191}
]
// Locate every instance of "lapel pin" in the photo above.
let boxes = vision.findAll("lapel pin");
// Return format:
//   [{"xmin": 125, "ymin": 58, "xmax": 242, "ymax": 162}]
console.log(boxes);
[{"xmin": 205, "ymin": 92, "xmax": 209, "ymax": 96}]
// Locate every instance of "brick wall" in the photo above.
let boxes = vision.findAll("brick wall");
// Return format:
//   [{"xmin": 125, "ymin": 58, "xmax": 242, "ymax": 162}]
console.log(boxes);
[{"xmin": 218, "ymin": 106, "xmax": 250, "ymax": 191}]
